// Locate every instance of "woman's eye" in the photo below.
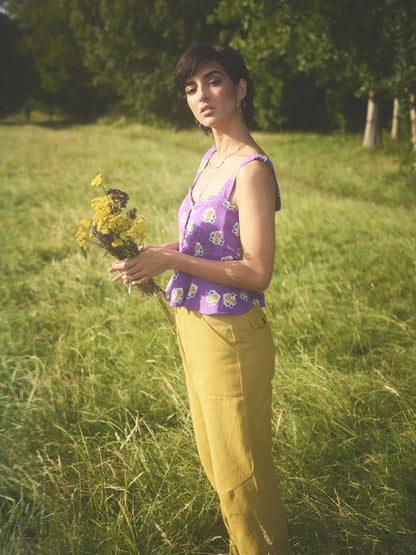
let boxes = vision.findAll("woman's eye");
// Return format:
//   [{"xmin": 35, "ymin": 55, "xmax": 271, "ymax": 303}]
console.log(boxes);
[{"xmin": 209, "ymin": 79, "xmax": 221, "ymax": 87}]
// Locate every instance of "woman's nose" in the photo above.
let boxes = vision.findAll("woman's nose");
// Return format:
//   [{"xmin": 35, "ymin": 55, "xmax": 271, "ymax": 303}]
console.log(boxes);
[{"xmin": 198, "ymin": 85, "xmax": 208, "ymax": 101}]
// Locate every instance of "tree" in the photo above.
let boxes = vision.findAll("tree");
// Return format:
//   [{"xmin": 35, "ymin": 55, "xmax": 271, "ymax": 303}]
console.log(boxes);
[
  {"xmin": 0, "ymin": 11, "xmax": 34, "ymax": 117},
  {"xmin": 213, "ymin": 0, "xmax": 287, "ymax": 130},
  {"xmin": 214, "ymin": 0, "xmax": 366, "ymax": 132},
  {"xmin": 214, "ymin": 0, "xmax": 401, "ymax": 145},
  {"xmin": 5, "ymin": 0, "xmax": 108, "ymax": 118},
  {"xmin": 391, "ymin": 98, "xmax": 400, "ymax": 139},
  {"xmin": 68, "ymin": 0, "xmax": 221, "ymax": 125},
  {"xmin": 385, "ymin": 0, "xmax": 416, "ymax": 167},
  {"xmin": 410, "ymin": 95, "xmax": 416, "ymax": 169}
]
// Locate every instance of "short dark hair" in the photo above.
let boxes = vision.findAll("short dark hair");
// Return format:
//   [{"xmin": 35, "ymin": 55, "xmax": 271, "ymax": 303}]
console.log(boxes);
[{"xmin": 174, "ymin": 43, "xmax": 255, "ymax": 130}]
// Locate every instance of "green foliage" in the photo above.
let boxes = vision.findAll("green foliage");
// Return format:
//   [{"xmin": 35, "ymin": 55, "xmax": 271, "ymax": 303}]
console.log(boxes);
[
  {"xmin": 0, "ymin": 13, "xmax": 34, "ymax": 116},
  {"xmin": 5, "ymin": 0, "xmax": 109, "ymax": 117},
  {"xmin": 214, "ymin": 0, "xmax": 416, "ymax": 133},
  {"xmin": 385, "ymin": 0, "xmax": 416, "ymax": 105},
  {"xmin": 214, "ymin": 0, "xmax": 294, "ymax": 130},
  {"xmin": 0, "ymin": 124, "xmax": 415, "ymax": 553},
  {"xmin": 3, "ymin": 0, "xmax": 416, "ymax": 147},
  {"xmin": 68, "ymin": 0, "xmax": 222, "ymax": 126}
]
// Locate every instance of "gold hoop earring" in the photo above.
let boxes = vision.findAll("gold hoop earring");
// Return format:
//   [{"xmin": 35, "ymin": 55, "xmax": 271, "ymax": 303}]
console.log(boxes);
[
  {"xmin": 194, "ymin": 118, "xmax": 201, "ymax": 128},
  {"xmin": 237, "ymin": 98, "xmax": 246, "ymax": 112}
]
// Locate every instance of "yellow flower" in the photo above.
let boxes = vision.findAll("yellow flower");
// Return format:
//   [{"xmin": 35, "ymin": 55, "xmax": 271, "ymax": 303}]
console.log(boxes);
[
  {"xmin": 111, "ymin": 238, "xmax": 124, "ymax": 247},
  {"xmin": 91, "ymin": 196, "xmax": 109, "ymax": 210},
  {"xmin": 80, "ymin": 219, "xmax": 91, "ymax": 228},
  {"xmin": 76, "ymin": 227, "xmax": 87, "ymax": 247},
  {"xmin": 130, "ymin": 218, "xmax": 146, "ymax": 241},
  {"xmin": 90, "ymin": 174, "xmax": 103, "ymax": 187},
  {"xmin": 110, "ymin": 214, "xmax": 130, "ymax": 233}
]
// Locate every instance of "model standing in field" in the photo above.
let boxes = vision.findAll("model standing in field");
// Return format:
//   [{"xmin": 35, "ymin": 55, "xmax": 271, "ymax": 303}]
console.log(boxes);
[{"xmin": 110, "ymin": 44, "xmax": 289, "ymax": 554}]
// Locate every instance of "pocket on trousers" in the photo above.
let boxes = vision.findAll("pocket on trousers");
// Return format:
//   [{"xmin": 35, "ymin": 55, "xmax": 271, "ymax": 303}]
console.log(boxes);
[
  {"xmin": 205, "ymin": 395, "xmax": 254, "ymax": 494},
  {"xmin": 247, "ymin": 307, "xmax": 268, "ymax": 329}
]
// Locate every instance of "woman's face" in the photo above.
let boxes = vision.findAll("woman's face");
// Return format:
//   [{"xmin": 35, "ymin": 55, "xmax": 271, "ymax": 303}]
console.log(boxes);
[{"xmin": 184, "ymin": 61, "xmax": 246, "ymax": 129}]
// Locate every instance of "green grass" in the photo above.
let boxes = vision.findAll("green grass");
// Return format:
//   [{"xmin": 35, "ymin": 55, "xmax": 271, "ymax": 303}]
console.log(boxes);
[{"xmin": 0, "ymin": 122, "xmax": 415, "ymax": 554}]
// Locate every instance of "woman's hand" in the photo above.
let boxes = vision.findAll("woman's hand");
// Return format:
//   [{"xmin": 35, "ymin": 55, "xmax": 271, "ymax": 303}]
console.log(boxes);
[{"xmin": 109, "ymin": 243, "xmax": 177, "ymax": 286}]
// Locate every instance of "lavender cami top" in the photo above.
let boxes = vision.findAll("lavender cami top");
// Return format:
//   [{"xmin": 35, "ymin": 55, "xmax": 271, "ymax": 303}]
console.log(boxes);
[{"xmin": 165, "ymin": 145, "xmax": 281, "ymax": 315}]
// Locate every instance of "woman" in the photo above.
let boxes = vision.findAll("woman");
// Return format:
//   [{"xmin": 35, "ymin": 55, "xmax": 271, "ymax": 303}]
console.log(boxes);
[{"xmin": 110, "ymin": 44, "xmax": 289, "ymax": 554}]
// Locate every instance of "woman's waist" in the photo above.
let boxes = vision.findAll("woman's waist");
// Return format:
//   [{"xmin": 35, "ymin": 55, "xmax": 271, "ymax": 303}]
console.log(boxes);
[{"xmin": 166, "ymin": 272, "xmax": 265, "ymax": 314}]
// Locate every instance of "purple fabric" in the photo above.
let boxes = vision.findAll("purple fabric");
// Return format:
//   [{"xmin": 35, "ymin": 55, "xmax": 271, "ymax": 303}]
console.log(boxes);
[{"xmin": 165, "ymin": 145, "xmax": 281, "ymax": 315}]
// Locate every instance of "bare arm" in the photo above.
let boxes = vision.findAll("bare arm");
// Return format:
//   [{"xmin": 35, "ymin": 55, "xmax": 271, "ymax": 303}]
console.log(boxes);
[
  {"xmin": 161, "ymin": 242, "xmax": 179, "ymax": 251},
  {"xmin": 109, "ymin": 161, "xmax": 276, "ymax": 292}
]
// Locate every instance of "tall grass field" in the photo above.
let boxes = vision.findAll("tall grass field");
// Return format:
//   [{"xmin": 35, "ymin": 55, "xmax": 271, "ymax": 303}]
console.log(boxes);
[{"xmin": 1, "ymin": 122, "xmax": 415, "ymax": 554}]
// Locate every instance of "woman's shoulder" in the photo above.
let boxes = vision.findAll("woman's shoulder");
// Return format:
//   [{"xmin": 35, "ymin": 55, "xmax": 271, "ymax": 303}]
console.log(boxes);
[
  {"xmin": 233, "ymin": 151, "xmax": 281, "ymax": 210},
  {"xmin": 236, "ymin": 149, "xmax": 275, "ymax": 178},
  {"xmin": 235, "ymin": 156, "xmax": 276, "ymax": 188}
]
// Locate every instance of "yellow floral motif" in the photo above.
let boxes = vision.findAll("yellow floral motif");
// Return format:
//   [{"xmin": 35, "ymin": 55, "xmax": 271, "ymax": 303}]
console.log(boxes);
[
  {"xmin": 194, "ymin": 242, "xmax": 204, "ymax": 256},
  {"xmin": 197, "ymin": 159, "xmax": 208, "ymax": 172},
  {"xmin": 209, "ymin": 230, "xmax": 225, "ymax": 246},
  {"xmin": 187, "ymin": 283, "xmax": 198, "ymax": 299},
  {"xmin": 223, "ymin": 293, "xmax": 237, "ymax": 308},
  {"xmin": 172, "ymin": 288, "xmax": 184, "ymax": 303},
  {"xmin": 223, "ymin": 200, "xmax": 237, "ymax": 212},
  {"xmin": 206, "ymin": 290, "xmax": 220, "ymax": 306},
  {"xmin": 201, "ymin": 208, "xmax": 216, "ymax": 223}
]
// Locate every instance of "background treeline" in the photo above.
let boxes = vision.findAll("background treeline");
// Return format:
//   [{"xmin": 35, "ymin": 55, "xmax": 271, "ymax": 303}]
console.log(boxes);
[{"xmin": 1, "ymin": 0, "xmax": 416, "ymax": 148}]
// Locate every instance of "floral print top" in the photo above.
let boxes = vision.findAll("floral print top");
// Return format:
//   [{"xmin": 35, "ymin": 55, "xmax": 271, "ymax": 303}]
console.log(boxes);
[{"xmin": 165, "ymin": 145, "xmax": 281, "ymax": 315}]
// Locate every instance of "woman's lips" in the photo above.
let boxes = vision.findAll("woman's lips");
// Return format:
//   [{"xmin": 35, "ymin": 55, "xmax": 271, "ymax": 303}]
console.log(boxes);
[{"xmin": 200, "ymin": 105, "xmax": 214, "ymax": 116}]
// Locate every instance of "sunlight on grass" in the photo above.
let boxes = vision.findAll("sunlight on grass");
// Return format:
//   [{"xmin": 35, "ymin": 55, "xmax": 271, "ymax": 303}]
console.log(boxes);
[{"xmin": 1, "ymin": 123, "xmax": 415, "ymax": 553}]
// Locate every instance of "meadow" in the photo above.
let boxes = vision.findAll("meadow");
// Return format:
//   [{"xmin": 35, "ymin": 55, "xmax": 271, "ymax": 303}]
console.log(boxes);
[{"xmin": 0, "ymin": 122, "xmax": 415, "ymax": 554}]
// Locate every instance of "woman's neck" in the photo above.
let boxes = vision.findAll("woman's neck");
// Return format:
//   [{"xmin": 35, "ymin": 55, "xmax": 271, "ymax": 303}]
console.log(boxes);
[{"xmin": 211, "ymin": 121, "xmax": 252, "ymax": 158}]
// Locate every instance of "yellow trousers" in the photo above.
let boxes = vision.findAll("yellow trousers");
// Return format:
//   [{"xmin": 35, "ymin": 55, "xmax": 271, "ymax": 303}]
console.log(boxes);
[{"xmin": 175, "ymin": 305, "xmax": 289, "ymax": 555}]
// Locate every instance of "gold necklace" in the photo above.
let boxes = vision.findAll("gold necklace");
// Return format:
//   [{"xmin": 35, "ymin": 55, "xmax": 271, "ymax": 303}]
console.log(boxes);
[
  {"xmin": 195, "ymin": 166, "xmax": 219, "ymax": 202},
  {"xmin": 208, "ymin": 136, "xmax": 253, "ymax": 169},
  {"xmin": 195, "ymin": 137, "xmax": 253, "ymax": 202}
]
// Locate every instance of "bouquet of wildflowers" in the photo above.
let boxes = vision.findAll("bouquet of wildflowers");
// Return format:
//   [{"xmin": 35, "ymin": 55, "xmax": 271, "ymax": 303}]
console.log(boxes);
[{"xmin": 76, "ymin": 174, "xmax": 175, "ymax": 331}]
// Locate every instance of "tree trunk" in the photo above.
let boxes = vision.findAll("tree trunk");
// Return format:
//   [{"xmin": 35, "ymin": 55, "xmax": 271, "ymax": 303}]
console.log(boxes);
[
  {"xmin": 409, "ymin": 94, "xmax": 416, "ymax": 171},
  {"xmin": 363, "ymin": 91, "xmax": 381, "ymax": 147},
  {"xmin": 391, "ymin": 97, "xmax": 399, "ymax": 139}
]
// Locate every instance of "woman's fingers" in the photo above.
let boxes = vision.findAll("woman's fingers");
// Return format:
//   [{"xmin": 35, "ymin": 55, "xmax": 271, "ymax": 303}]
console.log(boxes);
[
  {"xmin": 108, "ymin": 248, "xmax": 157, "ymax": 285},
  {"xmin": 109, "ymin": 258, "xmax": 134, "ymax": 277},
  {"xmin": 111, "ymin": 273, "xmax": 124, "ymax": 282}
]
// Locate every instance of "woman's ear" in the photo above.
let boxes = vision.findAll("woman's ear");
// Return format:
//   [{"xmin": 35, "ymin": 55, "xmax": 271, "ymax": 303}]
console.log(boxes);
[{"xmin": 237, "ymin": 78, "xmax": 248, "ymax": 100}]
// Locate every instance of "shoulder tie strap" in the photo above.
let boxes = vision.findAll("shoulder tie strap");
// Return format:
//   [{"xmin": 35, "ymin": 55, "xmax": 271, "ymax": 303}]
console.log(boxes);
[
  {"xmin": 223, "ymin": 153, "xmax": 281, "ymax": 211},
  {"xmin": 193, "ymin": 145, "xmax": 217, "ymax": 186}
]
